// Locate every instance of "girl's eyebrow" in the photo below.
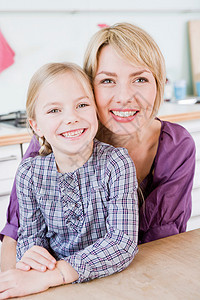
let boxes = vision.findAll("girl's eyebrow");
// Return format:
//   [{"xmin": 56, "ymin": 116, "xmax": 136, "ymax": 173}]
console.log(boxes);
[
  {"xmin": 96, "ymin": 70, "xmax": 151, "ymax": 77},
  {"xmin": 43, "ymin": 96, "xmax": 90, "ymax": 109}
]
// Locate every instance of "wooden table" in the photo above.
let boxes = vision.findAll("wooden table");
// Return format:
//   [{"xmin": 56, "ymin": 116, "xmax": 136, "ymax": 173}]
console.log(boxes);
[{"xmin": 16, "ymin": 229, "xmax": 200, "ymax": 300}]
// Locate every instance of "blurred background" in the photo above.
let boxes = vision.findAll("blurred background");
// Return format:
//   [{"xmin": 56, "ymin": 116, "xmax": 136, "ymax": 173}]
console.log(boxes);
[{"xmin": 0, "ymin": 0, "xmax": 200, "ymax": 114}]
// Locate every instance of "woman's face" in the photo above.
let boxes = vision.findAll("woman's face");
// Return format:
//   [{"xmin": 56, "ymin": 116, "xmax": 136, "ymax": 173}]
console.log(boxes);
[{"xmin": 93, "ymin": 45, "xmax": 157, "ymax": 135}]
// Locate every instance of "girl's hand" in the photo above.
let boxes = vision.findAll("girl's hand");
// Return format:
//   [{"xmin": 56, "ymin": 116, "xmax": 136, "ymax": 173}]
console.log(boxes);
[
  {"xmin": 16, "ymin": 245, "xmax": 56, "ymax": 272},
  {"xmin": 0, "ymin": 267, "xmax": 63, "ymax": 299}
]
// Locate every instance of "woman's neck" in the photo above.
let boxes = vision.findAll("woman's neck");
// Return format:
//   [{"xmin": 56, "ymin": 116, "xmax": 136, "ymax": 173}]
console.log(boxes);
[
  {"xmin": 97, "ymin": 120, "xmax": 153, "ymax": 149},
  {"xmin": 97, "ymin": 119, "xmax": 161, "ymax": 184}
]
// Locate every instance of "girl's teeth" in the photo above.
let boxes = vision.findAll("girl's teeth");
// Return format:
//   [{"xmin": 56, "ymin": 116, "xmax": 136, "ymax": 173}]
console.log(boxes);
[
  {"xmin": 62, "ymin": 129, "xmax": 84, "ymax": 137},
  {"xmin": 112, "ymin": 111, "xmax": 136, "ymax": 117}
]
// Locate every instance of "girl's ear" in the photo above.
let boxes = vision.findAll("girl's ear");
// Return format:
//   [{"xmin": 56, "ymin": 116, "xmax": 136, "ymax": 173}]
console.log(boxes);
[{"xmin": 29, "ymin": 119, "xmax": 43, "ymax": 138}]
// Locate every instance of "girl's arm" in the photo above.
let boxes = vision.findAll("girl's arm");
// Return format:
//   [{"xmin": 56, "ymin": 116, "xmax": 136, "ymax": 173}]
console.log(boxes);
[
  {"xmin": 0, "ymin": 158, "xmax": 78, "ymax": 298},
  {"xmin": 0, "ymin": 136, "xmax": 40, "ymax": 271},
  {"xmin": 63, "ymin": 149, "xmax": 139, "ymax": 283},
  {"xmin": 0, "ymin": 260, "xmax": 78, "ymax": 299}
]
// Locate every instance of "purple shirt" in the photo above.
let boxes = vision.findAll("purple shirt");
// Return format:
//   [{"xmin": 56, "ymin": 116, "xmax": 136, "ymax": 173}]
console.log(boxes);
[{"xmin": 0, "ymin": 119, "xmax": 196, "ymax": 244}]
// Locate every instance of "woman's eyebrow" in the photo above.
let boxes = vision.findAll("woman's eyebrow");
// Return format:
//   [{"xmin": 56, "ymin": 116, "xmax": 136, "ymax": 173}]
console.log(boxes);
[
  {"xmin": 96, "ymin": 70, "xmax": 151, "ymax": 77},
  {"xmin": 96, "ymin": 71, "xmax": 117, "ymax": 77},
  {"xmin": 130, "ymin": 70, "xmax": 151, "ymax": 76}
]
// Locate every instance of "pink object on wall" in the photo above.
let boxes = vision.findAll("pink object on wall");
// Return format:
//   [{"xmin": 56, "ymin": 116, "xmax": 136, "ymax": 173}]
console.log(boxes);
[{"xmin": 0, "ymin": 31, "xmax": 15, "ymax": 73}]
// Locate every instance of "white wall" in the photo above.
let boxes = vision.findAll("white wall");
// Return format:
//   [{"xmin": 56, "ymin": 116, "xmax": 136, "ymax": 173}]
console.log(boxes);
[{"xmin": 0, "ymin": 0, "xmax": 200, "ymax": 114}]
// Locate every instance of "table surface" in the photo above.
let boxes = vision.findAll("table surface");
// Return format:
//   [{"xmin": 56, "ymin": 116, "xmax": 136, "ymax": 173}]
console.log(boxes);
[{"xmin": 16, "ymin": 229, "xmax": 200, "ymax": 300}]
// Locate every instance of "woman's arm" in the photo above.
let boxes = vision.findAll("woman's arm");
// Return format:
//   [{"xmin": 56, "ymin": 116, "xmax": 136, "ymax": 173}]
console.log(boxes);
[
  {"xmin": 0, "ymin": 236, "xmax": 17, "ymax": 271},
  {"xmin": 139, "ymin": 123, "xmax": 196, "ymax": 244}
]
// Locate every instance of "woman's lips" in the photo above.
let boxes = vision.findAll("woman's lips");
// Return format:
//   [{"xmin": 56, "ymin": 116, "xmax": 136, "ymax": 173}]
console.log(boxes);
[{"xmin": 110, "ymin": 110, "xmax": 139, "ymax": 123}]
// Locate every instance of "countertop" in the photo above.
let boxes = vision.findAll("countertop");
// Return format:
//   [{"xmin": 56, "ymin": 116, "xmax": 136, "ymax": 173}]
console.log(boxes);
[
  {"xmin": 158, "ymin": 101, "xmax": 200, "ymax": 122},
  {"xmin": 0, "ymin": 101, "xmax": 200, "ymax": 146},
  {"xmin": 0, "ymin": 123, "xmax": 32, "ymax": 146},
  {"xmin": 15, "ymin": 229, "xmax": 200, "ymax": 300}
]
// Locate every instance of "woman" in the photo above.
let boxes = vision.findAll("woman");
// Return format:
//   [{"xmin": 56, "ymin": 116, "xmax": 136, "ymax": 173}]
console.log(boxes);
[{"xmin": 0, "ymin": 23, "xmax": 195, "ymax": 273}]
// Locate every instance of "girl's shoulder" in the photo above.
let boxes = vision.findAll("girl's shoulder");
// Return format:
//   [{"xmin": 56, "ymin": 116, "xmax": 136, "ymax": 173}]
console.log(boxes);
[
  {"xmin": 18, "ymin": 153, "xmax": 55, "ymax": 175},
  {"xmin": 94, "ymin": 139, "xmax": 134, "ymax": 164},
  {"xmin": 93, "ymin": 139, "xmax": 136, "ymax": 176}
]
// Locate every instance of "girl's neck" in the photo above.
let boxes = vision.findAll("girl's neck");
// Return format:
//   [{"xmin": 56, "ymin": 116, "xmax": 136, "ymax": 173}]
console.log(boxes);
[{"xmin": 53, "ymin": 142, "xmax": 94, "ymax": 174}]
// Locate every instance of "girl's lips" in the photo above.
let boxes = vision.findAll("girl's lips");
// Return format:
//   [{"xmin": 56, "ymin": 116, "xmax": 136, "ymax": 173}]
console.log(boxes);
[
  {"xmin": 110, "ymin": 110, "xmax": 139, "ymax": 123},
  {"xmin": 60, "ymin": 128, "xmax": 86, "ymax": 139}
]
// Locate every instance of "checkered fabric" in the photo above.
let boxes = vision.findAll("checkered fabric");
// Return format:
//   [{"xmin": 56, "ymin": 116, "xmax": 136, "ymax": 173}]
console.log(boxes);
[{"xmin": 16, "ymin": 139, "xmax": 138, "ymax": 282}]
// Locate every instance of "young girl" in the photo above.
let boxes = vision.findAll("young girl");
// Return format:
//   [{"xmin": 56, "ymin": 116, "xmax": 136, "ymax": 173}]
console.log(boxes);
[{"xmin": 0, "ymin": 62, "xmax": 138, "ymax": 298}]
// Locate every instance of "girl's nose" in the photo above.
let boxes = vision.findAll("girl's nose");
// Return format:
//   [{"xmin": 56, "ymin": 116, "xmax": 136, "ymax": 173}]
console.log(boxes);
[{"xmin": 63, "ymin": 110, "xmax": 79, "ymax": 125}]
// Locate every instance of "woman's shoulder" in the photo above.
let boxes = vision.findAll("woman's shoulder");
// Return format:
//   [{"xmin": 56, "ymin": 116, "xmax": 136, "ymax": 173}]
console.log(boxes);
[
  {"xmin": 159, "ymin": 119, "xmax": 195, "ymax": 150},
  {"xmin": 154, "ymin": 119, "xmax": 196, "ymax": 176}
]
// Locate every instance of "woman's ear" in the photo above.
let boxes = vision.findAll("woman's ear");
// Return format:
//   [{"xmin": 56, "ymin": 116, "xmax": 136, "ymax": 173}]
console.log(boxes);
[{"xmin": 29, "ymin": 119, "xmax": 43, "ymax": 138}]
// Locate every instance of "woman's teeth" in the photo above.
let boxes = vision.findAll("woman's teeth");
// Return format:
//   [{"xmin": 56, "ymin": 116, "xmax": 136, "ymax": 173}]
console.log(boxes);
[
  {"xmin": 61, "ymin": 129, "xmax": 84, "ymax": 137},
  {"xmin": 111, "ymin": 110, "xmax": 137, "ymax": 117}
]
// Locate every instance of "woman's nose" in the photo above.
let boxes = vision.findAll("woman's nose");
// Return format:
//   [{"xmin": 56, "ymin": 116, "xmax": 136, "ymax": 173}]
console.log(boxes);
[{"xmin": 115, "ymin": 84, "xmax": 133, "ymax": 106}]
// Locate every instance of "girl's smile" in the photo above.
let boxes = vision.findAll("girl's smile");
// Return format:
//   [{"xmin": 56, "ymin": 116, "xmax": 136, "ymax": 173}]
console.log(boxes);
[
  {"xmin": 30, "ymin": 72, "xmax": 98, "ymax": 171},
  {"xmin": 60, "ymin": 128, "xmax": 86, "ymax": 139}
]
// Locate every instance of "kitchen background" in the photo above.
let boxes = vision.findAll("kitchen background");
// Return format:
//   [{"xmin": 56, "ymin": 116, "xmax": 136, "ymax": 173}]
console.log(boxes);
[
  {"xmin": 0, "ymin": 0, "xmax": 200, "ymax": 251},
  {"xmin": 0, "ymin": 0, "xmax": 200, "ymax": 115}
]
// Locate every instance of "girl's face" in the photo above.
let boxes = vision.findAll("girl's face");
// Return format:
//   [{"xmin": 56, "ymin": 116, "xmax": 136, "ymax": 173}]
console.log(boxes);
[
  {"xmin": 93, "ymin": 45, "xmax": 157, "ymax": 135},
  {"xmin": 30, "ymin": 72, "xmax": 98, "ymax": 161}
]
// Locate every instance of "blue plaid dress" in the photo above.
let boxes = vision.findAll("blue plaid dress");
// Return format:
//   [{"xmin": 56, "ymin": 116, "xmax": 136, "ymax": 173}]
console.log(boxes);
[{"xmin": 16, "ymin": 139, "xmax": 138, "ymax": 282}]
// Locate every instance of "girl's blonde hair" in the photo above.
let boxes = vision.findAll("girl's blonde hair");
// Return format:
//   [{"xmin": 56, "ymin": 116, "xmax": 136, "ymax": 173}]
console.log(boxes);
[
  {"xmin": 83, "ymin": 22, "xmax": 166, "ymax": 117},
  {"xmin": 26, "ymin": 62, "xmax": 94, "ymax": 156}
]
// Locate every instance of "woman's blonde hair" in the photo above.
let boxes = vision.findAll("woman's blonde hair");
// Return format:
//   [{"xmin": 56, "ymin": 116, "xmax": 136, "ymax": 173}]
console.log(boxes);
[
  {"xmin": 83, "ymin": 22, "xmax": 166, "ymax": 117},
  {"xmin": 26, "ymin": 62, "xmax": 94, "ymax": 156}
]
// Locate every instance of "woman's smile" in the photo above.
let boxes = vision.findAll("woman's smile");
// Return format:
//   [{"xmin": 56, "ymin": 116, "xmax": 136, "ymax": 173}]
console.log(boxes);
[
  {"xmin": 110, "ymin": 109, "xmax": 139, "ymax": 123},
  {"xmin": 94, "ymin": 45, "xmax": 157, "ymax": 135}
]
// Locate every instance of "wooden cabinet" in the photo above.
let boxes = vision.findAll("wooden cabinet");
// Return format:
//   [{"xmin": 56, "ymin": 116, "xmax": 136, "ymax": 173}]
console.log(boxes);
[
  {"xmin": 0, "ymin": 124, "xmax": 31, "ymax": 249},
  {"xmin": 0, "ymin": 144, "xmax": 24, "ymax": 233},
  {"xmin": 178, "ymin": 119, "xmax": 200, "ymax": 231},
  {"xmin": 0, "ymin": 144, "xmax": 22, "ymax": 196}
]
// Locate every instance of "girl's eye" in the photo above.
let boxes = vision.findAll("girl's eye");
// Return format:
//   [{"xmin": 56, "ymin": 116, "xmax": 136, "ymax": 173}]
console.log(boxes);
[
  {"xmin": 48, "ymin": 108, "xmax": 60, "ymax": 114},
  {"xmin": 135, "ymin": 77, "xmax": 148, "ymax": 83},
  {"xmin": 77, "ymin": 103, "xmax": 89, "ymax": 109},
  {"xmin": 100, "ymin": 78, "xmax": 115, "ymax": 84}
]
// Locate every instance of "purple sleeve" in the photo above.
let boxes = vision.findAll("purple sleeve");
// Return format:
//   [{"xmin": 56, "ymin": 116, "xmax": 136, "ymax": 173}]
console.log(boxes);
[
  {"xmin": 0, "ymin": 135, "xmax": 40, "ymax": 241},
  {"xmin": 139, "ymin": 121, "xmax": 196, "ymax": 244}
]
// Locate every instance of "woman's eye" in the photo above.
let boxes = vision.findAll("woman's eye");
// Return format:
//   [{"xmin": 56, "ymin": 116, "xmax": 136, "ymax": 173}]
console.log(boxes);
[
  {"xmin": 101, "ymin": 78, "xmax": 114, "ymax": 84},
  {"xmin": 135, "ymin": 77, "xmax": 148, "ymax": 83},
  {"xmin": 48, "ymin": 108, "xmax": 60, "ymax": 114}
]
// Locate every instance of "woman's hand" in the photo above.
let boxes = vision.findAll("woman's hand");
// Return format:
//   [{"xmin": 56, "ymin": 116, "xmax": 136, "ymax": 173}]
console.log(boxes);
[{"xmin": 16, "ymin": 245, "xmax": 56, "ymax": 272}]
